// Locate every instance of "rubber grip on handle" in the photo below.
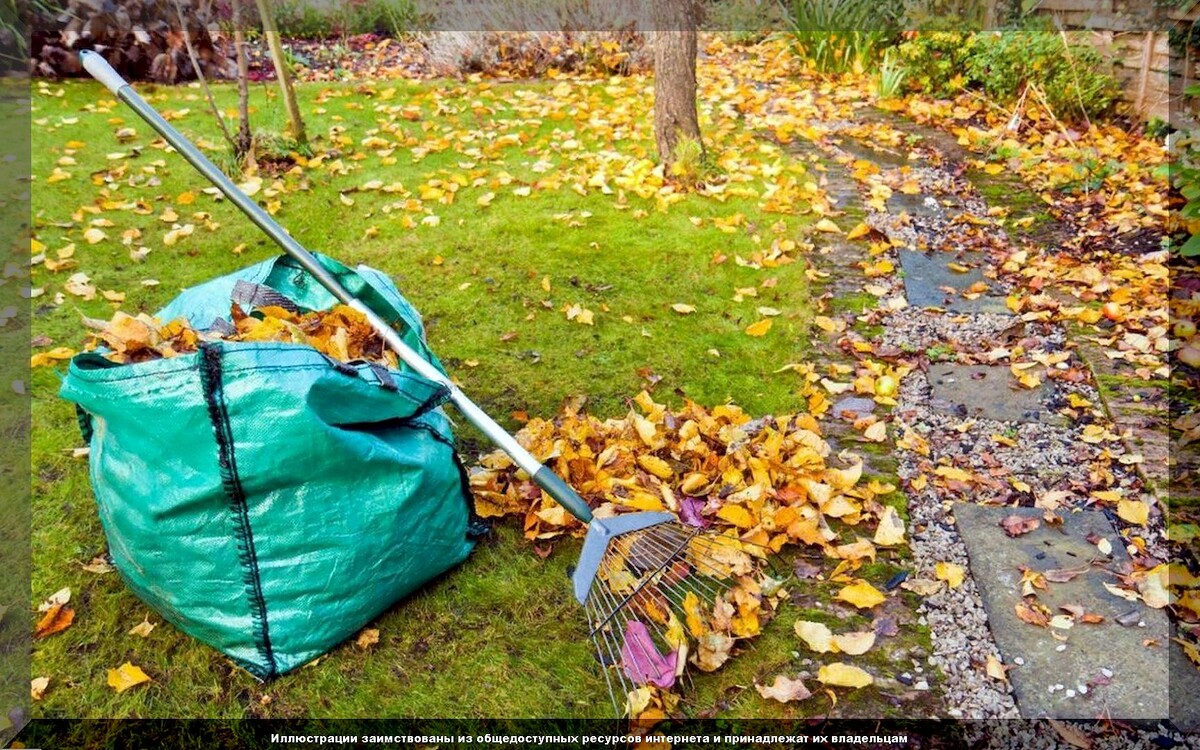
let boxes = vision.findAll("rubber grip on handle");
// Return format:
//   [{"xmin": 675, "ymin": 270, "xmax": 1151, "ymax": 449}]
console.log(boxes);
[
  {"xmin": 80, "ymin": 50, "xmax": 129, "ymax": 95},
  {"xmin": 532, "ymin": 466, "xmax": 594, "ymax": 523}
]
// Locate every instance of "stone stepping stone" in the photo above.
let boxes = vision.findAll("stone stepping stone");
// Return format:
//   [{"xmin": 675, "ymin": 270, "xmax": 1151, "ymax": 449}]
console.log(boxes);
[
  {"xmin": 954, "ymin": 504, "xmax": 1170, "ymax": 720},
  {"xmin": 1170, "ymin": 623, "xmax": 1200, "ymax": 732},
  {"xmin": 838, "ymin": 137, "xmax": 911, "ymax": 169},
  {"xmin": 927, "ymin": 362, "xmax": 1065, "ymax": 426},
  {"xmin": 898, "ymin": 248, "xmax": 1010, "ymax": 314}
]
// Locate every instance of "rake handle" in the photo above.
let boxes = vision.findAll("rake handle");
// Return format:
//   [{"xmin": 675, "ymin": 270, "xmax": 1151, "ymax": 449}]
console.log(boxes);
[{"xmin": 80, "ymin": 50, "xmax": 595, "ymax": 524}]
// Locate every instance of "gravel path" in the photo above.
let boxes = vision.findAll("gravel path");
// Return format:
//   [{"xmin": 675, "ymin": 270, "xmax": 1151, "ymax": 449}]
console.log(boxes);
[{"xmin": 803, "ymin": 112, "xmax": 1188, "ymax": 747}]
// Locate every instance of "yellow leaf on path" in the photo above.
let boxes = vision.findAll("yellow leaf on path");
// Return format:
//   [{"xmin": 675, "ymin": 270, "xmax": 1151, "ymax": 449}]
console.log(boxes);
[
  {"xmin": 818, "ymin": 662, "xmax": 873, "ymax": 688},
  {"xmin": 1116, "ymin": 499, "xmax": 1150, "ymax": 526},
  {"xmin": 934, "ymin": 465, "xmax": 973, "ymax": 482},
  {"xmin": 874, "ymin": 505, "xmax": 905, "ymax": 546},
  {"xmin": 813, "ymin": 218, "xmax": 842, "ymax": 234},
  {"xmin": 935, "ymin": 562, "xmax": 965, "ymax": 589},
  {"xmin": 756, "ymin": 675, "xmax": 812, "ymax": 703},
  {"xmin": 107, "ymin": 662, "xmax": 151, "ymax": 693},
  {"xmin": 716, "ymin": 504, "xmax": 754, "ymax": 529},
  {"xmin": 846, "ymin": 222, "xmax": 871, "ymax": 240},
  {"xmin": 813, "ymin": 315, "xmax": 845, "ymax": 333},
  {"xmin": 745, "ymin": 319, "xmax": 773, "ymax": 337},
  {"xmin": 985, "ymin": 655, "xmax": 1008, "ymax": 681},
  {"xmin": 836, "ymin": 579, "xmax": 886, "ymax": 609},
  {"xmin": 862, "ymin": 421, "xmax": 887, "ymax": 442},
  {"xmin": 794, "ymin": 620, "xmax": 834, "ymax": 653},
  {"xmin": 831, "ymin": 631, "xmax": 875, "ymax": 656},
  {"xmin": 671, "ymin": 303, "xmax": 696, "ymax": 314}
]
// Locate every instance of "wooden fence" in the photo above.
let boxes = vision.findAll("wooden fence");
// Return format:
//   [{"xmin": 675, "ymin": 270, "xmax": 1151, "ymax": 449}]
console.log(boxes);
[{"xmin": 1012, "ymin": 0, "xmax": 1192, "ymax": 124}]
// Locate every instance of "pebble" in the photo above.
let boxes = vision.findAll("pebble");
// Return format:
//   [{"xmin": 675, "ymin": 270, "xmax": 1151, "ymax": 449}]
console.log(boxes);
[
  {"xmin": 1101, "ymin": 667, "xmax": 1114, "ymax": 678},
  {"xmin": 1055, "ymin": 644, "xmax": 1067, "ymax": 652},
  {"xmin": 1014, "ymin": 657, "xmax": 1024, "ymax": 666},
  {"xmin": 1066, "ymin": 689, "xmax": 1076, "ymax": 698}
]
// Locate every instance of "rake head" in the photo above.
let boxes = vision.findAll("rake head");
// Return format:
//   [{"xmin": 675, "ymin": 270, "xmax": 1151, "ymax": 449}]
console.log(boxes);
[{"xmin": 572, "ymin": 514, "xmax": 766, "ymax": 715}]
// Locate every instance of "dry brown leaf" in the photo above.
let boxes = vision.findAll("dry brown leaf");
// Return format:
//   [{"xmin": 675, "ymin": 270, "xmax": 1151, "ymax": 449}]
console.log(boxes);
[
  {"xmin": 755, "ymin": 675, "xmax": 812, "ymax": 703},
  {"xmin": 355, "ymin": 628, "xmax": 380, "ymax": 649},
  {"xmin": 999, "ymin": 514, "xmax": 1040, "ymax": 537}
]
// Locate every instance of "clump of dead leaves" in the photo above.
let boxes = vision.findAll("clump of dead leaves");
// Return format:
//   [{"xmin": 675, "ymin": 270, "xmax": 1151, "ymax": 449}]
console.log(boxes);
[
  {"xmin": 470, "ymin": 390, "xmax": 905, "ymax": 716},
  {"xmin": 36, "ymin": 303, "xmax": 401, "ymax": 369}
]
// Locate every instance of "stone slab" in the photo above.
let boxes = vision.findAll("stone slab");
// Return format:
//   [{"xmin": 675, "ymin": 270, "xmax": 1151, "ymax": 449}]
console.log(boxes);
[
  {"xmin": 954, "ymin": 504, "xmax": 1170, "ymax": 720},
  {"xmin": 898, "ymin": 248, "xmax": 1011, "ymax": 314},
  {"xmin": 927, "ymin": 362, "xmax": 1065, "ymax": 426},
  {"xmin": 1170, "ymin": 623, "xmax": 1200, "ymax": 732},
  {"xmin": 838, "ymin": 137, "xmax": 912, "ymax": 169}
]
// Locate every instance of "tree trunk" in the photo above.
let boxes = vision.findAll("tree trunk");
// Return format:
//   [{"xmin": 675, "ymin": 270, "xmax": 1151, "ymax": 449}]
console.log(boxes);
[
  {"xmin": 231, "ymin": 0, "xmax": 254, "ymax": 164},
  {"xmin": 653, "ymin": 0, "xmax": 701, "ymax": 170},
  {"xmin": 253, "ymin": 0, "xmax": 306, "ymax": 145}
]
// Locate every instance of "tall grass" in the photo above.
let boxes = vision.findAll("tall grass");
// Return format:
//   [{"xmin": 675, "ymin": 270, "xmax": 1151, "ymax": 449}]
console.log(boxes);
[{"xmin": 784, "ymin": 0, "xmax": 903, "ymax": 74}]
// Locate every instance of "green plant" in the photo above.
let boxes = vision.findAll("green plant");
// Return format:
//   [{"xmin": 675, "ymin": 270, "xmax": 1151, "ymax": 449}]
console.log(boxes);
[
  {"xmin": 1147, "ymin": 117, "xmax": 1171, "ymax": 140},
  {"xmin": 784, "ymin": 0, "xmax": 902, "ymax": 74},
  {"xmin": 703, "ymin": 0, "xmax": 786, "ymax": 43},
  {"xmin": 965, "ymin": 31, "xmax": 1121, "ymax": 121},
  {"xmin": 1170, "ymin": 92, "xmax": 1200, "ymax": 256},
  {"xmin": 876, "ymin": 50, "xmax": 906, "ymax": 98},
  {"xmin": 894, "ymin": 30, "xmax": 976, "ymax": 97},
  {"xmin": 669, "ymin": 137, "xmax": 706, "ymax": 188},
  {"xmin": 271, "ymin": 0, "xmax": 420, "ymax": 39}
]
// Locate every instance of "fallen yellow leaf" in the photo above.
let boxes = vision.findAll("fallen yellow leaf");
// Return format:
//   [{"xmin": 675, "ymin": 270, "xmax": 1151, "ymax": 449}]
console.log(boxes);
[
  {"xmin": 817, "ymin": 662, "xmax": 873, "ymax": 688},
  {"xmin": 836, "ymin": 579, "xmax": 886, "ymax": 609},
  {"xmin": 106, "ymin": 662, "xmax": 151, "ymax": 693},
  {"xmin": 745, "ymin": 319, "xmax": 773, "ymax": 337}
]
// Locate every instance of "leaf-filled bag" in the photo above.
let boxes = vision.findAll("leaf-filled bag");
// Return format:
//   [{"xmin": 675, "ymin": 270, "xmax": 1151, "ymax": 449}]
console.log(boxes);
[{"xmin": 60, "ymin": 253, "xmax": 476, "ymax": 678}]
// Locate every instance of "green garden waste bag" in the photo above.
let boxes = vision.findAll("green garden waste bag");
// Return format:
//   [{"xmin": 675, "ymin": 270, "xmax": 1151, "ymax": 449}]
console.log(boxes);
[{"xmin": 59, "ymin": 253, "xmax": 477, "ymax": 678}]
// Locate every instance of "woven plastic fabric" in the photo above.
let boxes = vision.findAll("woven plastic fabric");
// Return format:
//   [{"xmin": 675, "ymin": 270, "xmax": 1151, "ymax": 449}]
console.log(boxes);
[{"xmin": 60, "ymin": 253, "xmax": 475, "ymax": 678}]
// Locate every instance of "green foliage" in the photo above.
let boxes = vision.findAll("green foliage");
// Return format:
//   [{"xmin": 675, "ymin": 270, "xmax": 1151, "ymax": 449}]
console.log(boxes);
[
  {"xmin": 703, "ymin": 0, "xmax": 786, "ymax": 43},
  {"xmin": 894, "ymin": 30, "xmax": 975, "ymax": 98},
  {"xmin": 904, "ymin": 0, "xmax": 987, "ymax": 29},
  {"xmin": 272, "ymin": 0, "xmax": 421, "ymax": 39},
  {"xmin": 1170, "ymin": 94, "xmax": 1200, "ymax": 256},
  {"xmin": 876, "ymin": 50, "xmax": 906, "ymax": 99},
  {"xmin": 784, "ymin": 0, "xmax": 903, "ymax": 74},
  {"xmin": 965, "ymin": 31, "xmax": 1121, "ymax": 121},
  {"xmin": 896, "ymin": 29, "xmax": 1120, "ymax": 122}
]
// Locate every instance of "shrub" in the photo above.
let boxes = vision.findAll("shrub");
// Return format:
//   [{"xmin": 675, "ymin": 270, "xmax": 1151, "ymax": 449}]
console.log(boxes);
[
  {"xmin": 965, "ymin": 31, "xmax": 1121, "ymax": 121},
  {"xmin": 895, "ymin": 30, "xmax": 977, "ymax": 98},
  {"xmin": 272, "ymin": 0, "xmax": 421, "ymax": 39},
  {"xmin": 702, "ymin": 0, "xmax": 787, "ymax": 44}
]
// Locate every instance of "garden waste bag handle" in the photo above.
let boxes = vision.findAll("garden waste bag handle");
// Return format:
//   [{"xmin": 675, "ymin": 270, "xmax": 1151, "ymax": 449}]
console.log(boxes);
[{"xmin": 80, "ymin": 50, "xmax": 593, "ymax": 523}]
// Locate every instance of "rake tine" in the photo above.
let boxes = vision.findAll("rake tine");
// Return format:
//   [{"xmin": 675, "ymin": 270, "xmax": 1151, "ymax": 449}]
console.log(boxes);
[{"xmin": 586, "ymin": 598, "xmax": 627, "ymax": 712}]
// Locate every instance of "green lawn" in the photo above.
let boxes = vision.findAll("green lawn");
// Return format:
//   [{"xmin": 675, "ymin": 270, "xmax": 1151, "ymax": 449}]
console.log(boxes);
[{"xmin": 28, "ymin": 75, "xmax": 831, "ymax": 718}]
